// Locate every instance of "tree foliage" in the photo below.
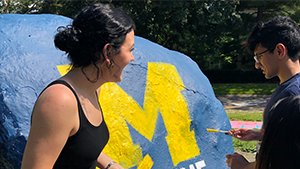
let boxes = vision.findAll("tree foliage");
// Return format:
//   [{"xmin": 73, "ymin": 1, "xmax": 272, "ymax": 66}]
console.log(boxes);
[{"xmin": 2, "ymin": 0, "xmax": 300, "ymax": 70}]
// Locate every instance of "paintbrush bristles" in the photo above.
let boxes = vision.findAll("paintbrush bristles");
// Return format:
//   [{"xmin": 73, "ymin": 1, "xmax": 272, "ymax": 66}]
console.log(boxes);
[
  {"xmin": 206, "ymin": 128, "xmax": 229, "ymax": 134},
  {"xmin": 207, "ymin": 129, "xmax": 219, "ymax": 132}
]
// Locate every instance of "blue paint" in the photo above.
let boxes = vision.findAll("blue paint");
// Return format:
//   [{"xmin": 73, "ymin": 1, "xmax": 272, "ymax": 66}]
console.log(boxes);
[
  {"xmin": 128, "ymin": 113, "xmax": 174, "ymax": 168},
  {"xmin": 0, "ymin": 91, "xmax": 26, "ymax": 168},
  {"xmin": 118, "ymin": 62, "xmax": 147, "ymax": 108}
]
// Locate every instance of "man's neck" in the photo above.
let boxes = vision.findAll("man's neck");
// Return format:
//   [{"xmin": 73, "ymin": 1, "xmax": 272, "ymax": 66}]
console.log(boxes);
[{"xmin": 278, "ymin": 60, "xmax": 300, "ymax": 84}]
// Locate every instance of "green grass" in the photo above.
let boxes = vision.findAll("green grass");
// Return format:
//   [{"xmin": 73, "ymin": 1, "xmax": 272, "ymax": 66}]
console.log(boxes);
[
  {"xmin": 232, "ymin": 138, "xmax": 258, "ymax": 153},
  {"xmin": 212, "ymin": 83, "xmax": 277, "ymax": 95},
  {"xmin": 226, "ymin": 110, "xmax": 263, "ymax": 153},
  {"xmin": 227, "ymin": 110, "xmax": 263, "ymax": 122}
]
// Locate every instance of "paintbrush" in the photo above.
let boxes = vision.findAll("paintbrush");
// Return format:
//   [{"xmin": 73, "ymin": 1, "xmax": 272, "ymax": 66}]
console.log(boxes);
[{"xmin": 207, "ymin": 128, "xmax": 229, "ymax": 135}]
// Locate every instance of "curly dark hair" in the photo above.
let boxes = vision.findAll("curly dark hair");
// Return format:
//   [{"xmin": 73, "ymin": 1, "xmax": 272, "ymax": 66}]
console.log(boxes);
[
  {"xmin": 256, "ymin": 95, "xmax": 300, "ymax": 169},
  {"xmin": 247, "ymin": 16, "xmax": 300, "ymax": 62},
  {"xmin": 54, "ymin": 3, "xmax": 135, "ymax": 68}
]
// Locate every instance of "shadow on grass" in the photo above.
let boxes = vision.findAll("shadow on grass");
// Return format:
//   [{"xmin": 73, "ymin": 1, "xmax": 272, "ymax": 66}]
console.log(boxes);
[{"xmin": 212, "ymin": 83, "xmax": 277, "ymax": 95}]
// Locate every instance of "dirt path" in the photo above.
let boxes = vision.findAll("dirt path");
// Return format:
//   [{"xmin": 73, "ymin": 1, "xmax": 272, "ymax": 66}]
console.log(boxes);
[{"xmin": 216, "ymin": 94, "xmax": 271, "ymax": 111}]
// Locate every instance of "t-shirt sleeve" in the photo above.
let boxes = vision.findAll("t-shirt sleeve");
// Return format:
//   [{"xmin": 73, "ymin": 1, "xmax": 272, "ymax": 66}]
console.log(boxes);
[{"xmin": 282, "ymin": 84, "xmax": 300, "ymax": 97}]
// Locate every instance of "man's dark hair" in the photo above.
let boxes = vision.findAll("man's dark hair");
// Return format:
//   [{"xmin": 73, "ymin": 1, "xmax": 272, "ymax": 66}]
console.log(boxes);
[{"xmin": 247, "ymin": 16, "xmax": 300, "ymax": 61}]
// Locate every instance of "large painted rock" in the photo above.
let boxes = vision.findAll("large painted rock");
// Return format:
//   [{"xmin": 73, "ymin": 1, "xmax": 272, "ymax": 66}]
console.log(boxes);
[{"xmin": 0, "ymin": 14, "xmax": 233, "ymax": 169}]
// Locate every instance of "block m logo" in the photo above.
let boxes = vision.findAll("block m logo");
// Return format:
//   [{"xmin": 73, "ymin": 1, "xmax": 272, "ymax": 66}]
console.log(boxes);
[{"xmin": 57, "ymin": 62, "xmax": 200, "ymax": 168}]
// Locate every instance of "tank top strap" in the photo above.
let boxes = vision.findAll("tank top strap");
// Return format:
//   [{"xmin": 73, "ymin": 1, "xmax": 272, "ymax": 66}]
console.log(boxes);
[
  {"xmin": 42, "ymin": 80, "xmax": 82, "ymax": 110},
  {"xmin": 41, "ymin": 80, "xmax": 103, "ymax": 127}
]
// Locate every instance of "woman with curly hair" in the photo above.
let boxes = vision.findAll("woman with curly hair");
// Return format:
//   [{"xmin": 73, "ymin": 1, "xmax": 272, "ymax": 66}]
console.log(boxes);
[{"xmin": 21, "ymin": 3, "xmax": 135, "ymax": 169}]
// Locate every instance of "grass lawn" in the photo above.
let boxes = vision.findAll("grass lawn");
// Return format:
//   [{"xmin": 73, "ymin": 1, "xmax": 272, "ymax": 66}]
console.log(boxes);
[
  {"xmin": 212, "ymin": 83, "xmax": 277, "ymax": 95},
  {"xmin": 226, "ymin": 110, "xmax": 263, "ymax": 122},
  {"xmin": 226, "ymin": 110, "xmax": 262, "ymax": 153}
]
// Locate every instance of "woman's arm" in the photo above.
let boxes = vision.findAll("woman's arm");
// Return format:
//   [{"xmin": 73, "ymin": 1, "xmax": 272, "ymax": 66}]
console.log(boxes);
[
  {"xmin": 97, "ymin": 152, "xmax": 124, "ymax": 169},
  {"xmin": 21, "ymin": 85, "xmax": 78, "ymax": 169}
]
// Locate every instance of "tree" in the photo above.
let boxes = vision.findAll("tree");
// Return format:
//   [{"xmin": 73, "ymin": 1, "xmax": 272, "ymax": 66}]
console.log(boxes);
[
  {"xmin": 235, "ymin": 0, "xmax": 300, "ymax": 69},
  {"xmin": 112, "ymin": 0, "xmax": 242, "ymax": 69},
  {"xmin": 3, "ymin": 0, "xmax": 300, "ymax": 70}
]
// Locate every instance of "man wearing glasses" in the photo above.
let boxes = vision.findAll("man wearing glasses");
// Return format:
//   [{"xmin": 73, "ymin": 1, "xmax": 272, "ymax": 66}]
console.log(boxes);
[{"xmin": 226, "ymin": 15, "xmax": 300, "ymax": 169}]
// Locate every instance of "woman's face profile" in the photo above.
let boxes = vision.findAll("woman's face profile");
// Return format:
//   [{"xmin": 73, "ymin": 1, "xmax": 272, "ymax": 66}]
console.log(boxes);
[{"xmin": 106, "ymin": 29, "xmax": 135, "ymax": 82}]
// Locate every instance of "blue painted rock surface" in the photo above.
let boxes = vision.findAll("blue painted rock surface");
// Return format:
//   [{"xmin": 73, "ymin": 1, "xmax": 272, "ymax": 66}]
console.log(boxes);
[{"xmin": 0, "ymin": 14, "xmax": 233, "ymax": 169}]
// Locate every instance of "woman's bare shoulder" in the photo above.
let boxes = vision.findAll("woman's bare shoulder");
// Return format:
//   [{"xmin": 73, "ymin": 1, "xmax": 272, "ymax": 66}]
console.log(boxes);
[{"xmin": 32, "ymin": 83, "xmax": 79, "ymax": 126}]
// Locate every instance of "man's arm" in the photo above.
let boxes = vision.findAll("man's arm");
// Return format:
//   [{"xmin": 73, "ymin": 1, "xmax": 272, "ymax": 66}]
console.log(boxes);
[
  {"xmin": 228, "ymin": 128, "xmax": 262, "ymax": 141},
  {"xmin": 244, "ymin": 162, "xmax": 256, "ymax": 169},
  {"xmin": 226, "ymin": 153, "xmax": 256, "ymax": 169}
]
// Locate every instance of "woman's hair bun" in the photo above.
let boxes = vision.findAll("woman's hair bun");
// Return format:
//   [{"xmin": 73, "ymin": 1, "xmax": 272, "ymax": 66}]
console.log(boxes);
[{"xmin": 54, "ymin": 25, "xmax": 81, "ymax": 53}]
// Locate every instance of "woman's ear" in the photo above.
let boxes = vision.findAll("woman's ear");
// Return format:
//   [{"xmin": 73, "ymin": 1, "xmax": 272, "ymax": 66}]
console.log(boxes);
[
  {"xmin": 275, "ymin": 43, "xmax": 286, "ymax": 60},
  {"xmin": 103, "ymin": 43, "xmax": 111, "ymax": 63}
]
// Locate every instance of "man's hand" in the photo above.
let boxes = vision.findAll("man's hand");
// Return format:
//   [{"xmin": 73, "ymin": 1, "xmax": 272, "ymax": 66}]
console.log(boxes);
[
  {"xmin": 228, "ymin": 128, "xmax": 261, "ymax": 141},
  {"xmin": 226, "ymin": 152, "xmax": 249, "ymax": 169}
]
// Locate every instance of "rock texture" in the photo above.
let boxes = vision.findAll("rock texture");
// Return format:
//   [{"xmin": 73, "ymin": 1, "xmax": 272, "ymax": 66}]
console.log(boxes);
[{"xmin": 0, "ymin": 14, "xmax": 233, "ymax": 169}]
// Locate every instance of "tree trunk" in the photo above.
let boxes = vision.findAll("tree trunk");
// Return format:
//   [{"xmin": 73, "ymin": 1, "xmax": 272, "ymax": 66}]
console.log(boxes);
[{"xmin": 257, "ymin": 6, "xmax": 263, "ymax": 22}]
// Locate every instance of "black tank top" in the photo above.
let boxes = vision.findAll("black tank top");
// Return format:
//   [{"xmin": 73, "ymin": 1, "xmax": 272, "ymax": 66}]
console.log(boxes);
[{"xmin": 40, "ymin": 80, "xmax": 109, "ymax": 169}]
